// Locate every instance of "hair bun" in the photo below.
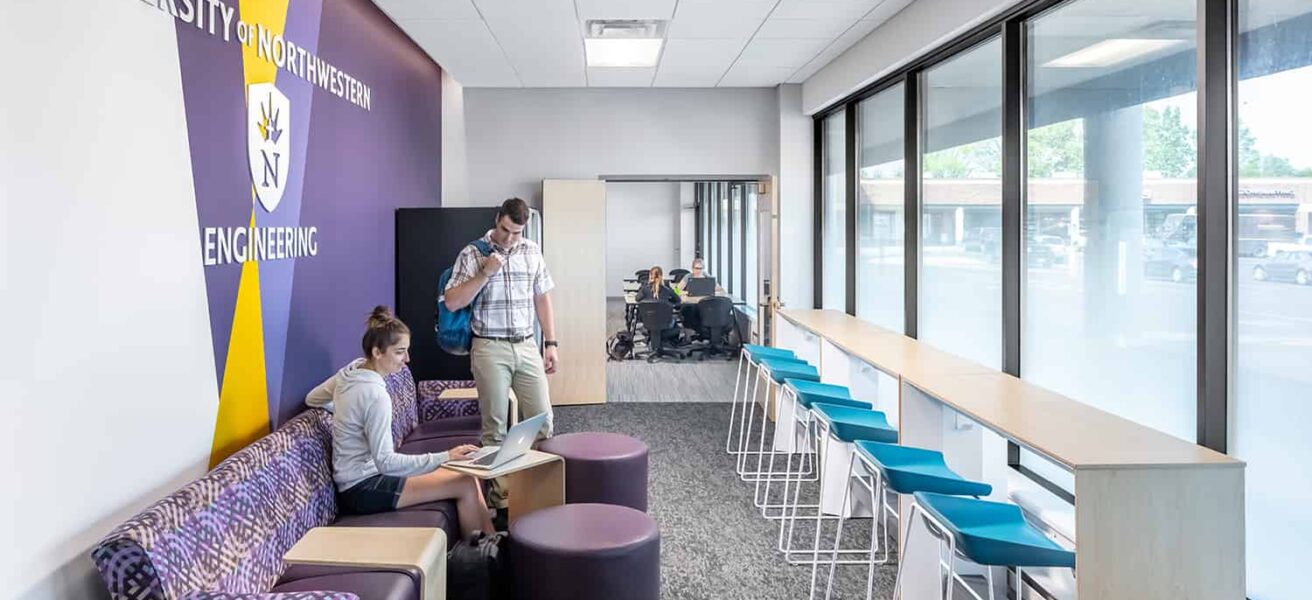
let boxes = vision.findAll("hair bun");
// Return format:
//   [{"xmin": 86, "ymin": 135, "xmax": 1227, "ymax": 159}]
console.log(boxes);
[{"xmin": 368, "ymin": 305, "xmax": 394, "ymax": 326}]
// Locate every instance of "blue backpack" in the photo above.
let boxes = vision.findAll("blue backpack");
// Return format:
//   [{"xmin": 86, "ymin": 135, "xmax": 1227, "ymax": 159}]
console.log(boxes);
[{"xmin": 436, "ymin": 239, "xmax": 494, "ymax": 355}]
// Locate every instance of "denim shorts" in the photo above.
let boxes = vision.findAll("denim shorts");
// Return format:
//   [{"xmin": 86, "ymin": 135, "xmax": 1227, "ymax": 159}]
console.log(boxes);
[{"xmin": 337, "ymin": 474, "xmax": 405, "ymax": 515}]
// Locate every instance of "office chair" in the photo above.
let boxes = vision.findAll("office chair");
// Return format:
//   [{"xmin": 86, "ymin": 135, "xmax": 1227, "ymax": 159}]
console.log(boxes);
[
  {"xmin": 635, "ymin": 268, "xmax": 652, "ymax": 282},
  {"xmin": 637, "ymin": 301, "xmax": 700, "ymax": 362},
  {"xmin": 697, "ymin": 296, "xmax": 735, "ymax": 359},
  {"xmin": 669, "ymin": 268, "xmax": 691, "ymax": 284}
]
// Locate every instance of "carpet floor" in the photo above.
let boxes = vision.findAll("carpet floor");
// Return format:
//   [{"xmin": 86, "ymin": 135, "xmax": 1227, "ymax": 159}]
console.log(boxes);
[{"xmin": 552, "ymin": 402, "xmax": 897, "ymax": 600}]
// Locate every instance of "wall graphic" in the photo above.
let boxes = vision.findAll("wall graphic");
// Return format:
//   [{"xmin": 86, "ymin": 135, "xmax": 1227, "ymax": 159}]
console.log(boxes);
[{"xmin": 162, "ymin": 0, "xmax": 443, "ymax": 465}]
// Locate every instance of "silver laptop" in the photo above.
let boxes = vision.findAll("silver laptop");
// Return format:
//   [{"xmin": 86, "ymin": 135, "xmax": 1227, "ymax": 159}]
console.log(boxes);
[{"xmin": 448, "ymin": 412, "xmax": 547, "ymax": 470}]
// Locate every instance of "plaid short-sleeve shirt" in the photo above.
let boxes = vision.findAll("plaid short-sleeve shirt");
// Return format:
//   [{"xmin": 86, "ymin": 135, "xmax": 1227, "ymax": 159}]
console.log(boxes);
[{"xmin": 445, "ymin": 230, "xmax": 555, "ymax": 338}]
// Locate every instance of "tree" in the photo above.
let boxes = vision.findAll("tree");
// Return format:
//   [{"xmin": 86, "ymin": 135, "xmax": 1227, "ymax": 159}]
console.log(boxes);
[
  {"xmin": 1027, "ymin": 119, "xmax": 1083, "ymax": 177},
  {"xmin": 1143, "ymin": 105, "xmax": 1196, "ymax": 177}
]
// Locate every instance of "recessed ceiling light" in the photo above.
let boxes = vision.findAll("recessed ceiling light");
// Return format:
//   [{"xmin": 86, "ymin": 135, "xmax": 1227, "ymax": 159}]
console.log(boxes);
[
  {"xmin": 585, "ymin": 19, "xmax": 666, "ymax": 68},
  {"xmin": 1045, "ymin": 38, "xmax": 1185, "ymax": 68}
]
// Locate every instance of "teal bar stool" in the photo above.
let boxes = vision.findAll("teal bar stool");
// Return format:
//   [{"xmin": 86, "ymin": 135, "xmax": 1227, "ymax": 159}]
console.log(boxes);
[
  {"xmin": 729, "ymin": 344, "xmax": 798, "ymax": 455},
  {"xmin": 893, "ymin": 492, "xmax": 1076, "ymax": 600},
  {"xmin": 763, "ymin": 380, "xmax": 865, "ymax": 529},
  {"xmin": 785, "ymin": 403, "xmax": 897, "ymax": 567},
  {"xmin": 737, "ymin": 355, "xmax": 814, "ymax": 480},
  {"xmin": 743, "ymin": 358, "xmax": 820, "ymax": 500},
  {"xmin": 815, "ymin": 442, "xmax": 993, "ymax": 600}
]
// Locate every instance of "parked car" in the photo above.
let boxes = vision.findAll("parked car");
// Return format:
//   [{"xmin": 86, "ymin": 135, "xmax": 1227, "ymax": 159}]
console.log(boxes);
[
  {"xmin": 1252, "ymin": 250, "xmax": 1312, "ymax": 285},
  {"xmin": 1144, "ymin": 246, "xmax": 1197, "ymax": 283},
  {"xmin": 1027, "ymin": 244, "xmax": 1061, "ymax": 268}
]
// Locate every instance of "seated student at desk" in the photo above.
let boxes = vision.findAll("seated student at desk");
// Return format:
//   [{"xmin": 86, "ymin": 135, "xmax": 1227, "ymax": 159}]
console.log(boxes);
[
  {"xmin": 673, "ymin": 258, "xmax": 706, "ymax": 332},
  {"xmin": 673, "ymin": 257, "xmax": 705, "ymax": 294},
  {"xmin": 637, "ymin": 265, "xmax": 679, "ymax": 305},
  {"xmin": 306, "ymin": 306, "xmax": 496, "ymax": 536}
]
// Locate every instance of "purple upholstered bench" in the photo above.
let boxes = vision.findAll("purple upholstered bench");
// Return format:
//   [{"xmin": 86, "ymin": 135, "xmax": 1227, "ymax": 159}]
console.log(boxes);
[
  {"xmin": 538, "ymin": 432, "xmax": 650, "ymax": 512},
  {"xmin": 90, "ymin": 368, "xmax": 481, "ymax": 599},
  {"xmin": 510, "ymin": 503, "xmax": 660, "ymax": 600}
]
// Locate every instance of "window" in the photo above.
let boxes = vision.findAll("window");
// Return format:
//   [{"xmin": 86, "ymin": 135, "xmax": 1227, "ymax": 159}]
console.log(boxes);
[
  {"xmin": 731, "ymin": 184, "xmax": 743, "ymax": 299},
  {"xmin": 1023, "ymin": 0, "xmax": 1197, "ymax": 441},
  {"xmin": 719, "ymin": 183, "xmax": 730, "ymax": 286},
  {"xmin": 1234, "ymin": 3, "xmax": 1312, "ymax": 597},
  {"xmin": 855, "ymin": 84, "xmax": 905, "ymax": 331},
  {"xmin": 822, "ymin": 111, "xmax": 847, "ymax": 310},
  {"xmin": 919, "ymin": 39, "xmax": 1003, "ymax": 366}
]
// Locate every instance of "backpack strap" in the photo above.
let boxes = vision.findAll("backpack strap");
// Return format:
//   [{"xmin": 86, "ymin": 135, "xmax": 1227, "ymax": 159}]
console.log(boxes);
[{"xmin": 469, "ymin": 239, "xmax": 493, "ymax": 256}]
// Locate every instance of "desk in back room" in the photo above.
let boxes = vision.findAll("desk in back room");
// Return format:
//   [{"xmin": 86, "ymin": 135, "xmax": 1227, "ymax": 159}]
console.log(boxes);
[{"xmin": 775, "ymin": 308, "xmax": 1245, "ymax": 600}]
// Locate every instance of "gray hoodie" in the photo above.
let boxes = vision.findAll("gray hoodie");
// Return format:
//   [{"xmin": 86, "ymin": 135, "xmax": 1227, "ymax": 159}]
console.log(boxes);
[{"xmin": 306, "ymin": 359, "xmax": 448, "ymax": 490}]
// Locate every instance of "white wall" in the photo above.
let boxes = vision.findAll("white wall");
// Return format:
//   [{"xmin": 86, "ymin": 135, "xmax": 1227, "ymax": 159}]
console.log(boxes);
[
  {"xmin": 802, "ymin": 0, "xmax": 1018, "ymax": 114},
  {"xmin": 777, "ymin": 85, "xmax": 815, "ymax": 310},
  {"xmin": 441, "ymin": 70, "xmax": 469, "ymax": 205},
  {"xmin": 604, "ymin": 182, "xmax": 681, "ymax": 297},
  {"xmin": 0, "ymin": 2, "xmax": 220, "ymax": 598},
  {"xmin": 462, "ymin": 88, "xmax": 779, "ymax": 206}
]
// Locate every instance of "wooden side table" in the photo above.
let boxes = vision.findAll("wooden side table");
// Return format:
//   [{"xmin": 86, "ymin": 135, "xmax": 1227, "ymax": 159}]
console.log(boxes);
[
  {"xmin": 283, "ymin": 527, "xmax": 447, "ymax": 600},
  {"xmin": 443, "ymin": 449, "xmax": 565, "ymax": 525}
]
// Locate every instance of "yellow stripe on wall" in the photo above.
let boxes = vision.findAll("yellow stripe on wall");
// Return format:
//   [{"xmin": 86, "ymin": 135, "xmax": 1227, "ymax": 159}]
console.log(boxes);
[{"xmin": 209, "ymin": 0, "xmax": 291, "ymax": 467}]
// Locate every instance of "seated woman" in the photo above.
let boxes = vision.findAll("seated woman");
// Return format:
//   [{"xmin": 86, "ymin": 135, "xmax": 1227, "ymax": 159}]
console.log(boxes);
[
  {"xmin": 306, "ymin": 306, "xmax": 495, "ymax": 536},
  {"xmin": 674, "ymin": 258, "xmax": 706, "ymax": 332},
  {"xmin": 636, "ymin": 265, "xmax": 679, "ymax": 305},
  {"xmin": 673, "ymin": 257, "xmax": 706, "ymax": 294}
]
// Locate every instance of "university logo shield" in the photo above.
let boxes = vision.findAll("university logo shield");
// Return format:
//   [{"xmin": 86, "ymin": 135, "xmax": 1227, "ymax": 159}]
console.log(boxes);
[{"xmin": 247, "ymin": 83, "xmax": 291, "ymax": 213}]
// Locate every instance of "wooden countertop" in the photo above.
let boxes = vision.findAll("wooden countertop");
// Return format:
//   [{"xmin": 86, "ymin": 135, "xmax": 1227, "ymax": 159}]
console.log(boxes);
[{"xmin": 779, "ymin": 309, "xmax": 1241, "ymax": 471}]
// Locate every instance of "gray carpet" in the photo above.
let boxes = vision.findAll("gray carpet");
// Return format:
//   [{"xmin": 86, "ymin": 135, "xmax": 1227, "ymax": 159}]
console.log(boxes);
[
  {"xmin": 604, "ymin": 298, "xmax": 741, "ymax": 403},
  {"xmin": 553, "ymin": 402, "xmax": 896, "ymax": 600}
]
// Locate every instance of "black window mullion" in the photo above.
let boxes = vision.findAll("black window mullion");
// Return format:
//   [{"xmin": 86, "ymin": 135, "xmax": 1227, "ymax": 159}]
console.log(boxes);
[
  {"xmin": 814, "ymin": 118, "xmax": 825, "ymax": 309},
  {"xmin": 1002, "ymin": 18, "xmax": 1026, "ymax": 378},
  {"xmin": 1196, "ymin": 0, "xmax": 1235, "ymax": 453},
  {"xmin": 904, "ymin": 72, "xmax": 922, "ymax": 338},
  {"xmin": 845, "ymin": 102, "xmax": 858, "ymax": 316}
]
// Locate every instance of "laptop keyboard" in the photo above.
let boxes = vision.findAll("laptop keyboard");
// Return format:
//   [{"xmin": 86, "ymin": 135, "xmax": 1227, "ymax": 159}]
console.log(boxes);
[{"xmin": 472, "ymin": 452, "xmax": 497, "ymax": 466}]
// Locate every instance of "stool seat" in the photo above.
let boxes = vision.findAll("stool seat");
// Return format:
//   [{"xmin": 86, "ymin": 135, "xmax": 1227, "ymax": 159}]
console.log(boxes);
[
  {"xmin": 762, "ymin": 360, "xmax": 819, "ymax": 384},
  {"xmin": 913, "ymin": 492, "xmax": 1076, "ymax": 569},
  {"xmin": 538, "ymin": 432, "xmax": 650, "ymax": 511},
  {"xmin": 511, "ymin": 503, "xmax": 660, "ymax": 600},
  {"xmin": 744, "ymin": 344, "xmax": 796, "ymax": 362},
  {"xmin": 813, "ymin": 403, "xmax": 898, "ymax": 443},
  {"xmin": 855, "ymin": 441, "xmax": 992, "ymax": 497},
  {"xmin": 785, "ymin": 380, "xmax": 869, "ymax": 411}
]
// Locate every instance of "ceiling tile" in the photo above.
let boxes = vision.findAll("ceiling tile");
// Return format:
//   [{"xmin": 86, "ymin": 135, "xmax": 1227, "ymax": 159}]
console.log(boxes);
[
  {"xmin": 575, "ymin": 0, "xmax": 677, "ymax": 20},
  {"xmin": 658, "ymin": 38, "xmax": 747, "ymax": 70},
  {"xmin": 587, "ymin": 67, "xmax": 657, "ymax": 87},
  {"xmin": 756, "ymin": 18, "xmax": 853, "ymax": 39},
  {"xmin": 521, "ymin": 69, "xmax": 588, "ymax": 87},
  {"xmin": 653, "ymin": 68, "xmax": 725, "ymax": 87},
  {"xmin": 718, "ymin": 64, "xmax": 795, "ymax": 87},
  {"xmin": 374, "ymin": 0, "xmax": 481, "ymax": 20},
  {"xmin": 473, "ymin": 0, "xmax": 578, "ymax": 20},
  {"xmin": 770, "ymin": 0, "xmax": 881, "ymax": 20},
  {"xmin": 668, "ymin": 0, "xmax": 777, "ymax": 39},
  {"xmin": 403, "ymin": 19, "xmax": 521, "ymax": 86},
  {"xmin": 735, "ymin": 38, "xmax": 831, "ymax": 68}
]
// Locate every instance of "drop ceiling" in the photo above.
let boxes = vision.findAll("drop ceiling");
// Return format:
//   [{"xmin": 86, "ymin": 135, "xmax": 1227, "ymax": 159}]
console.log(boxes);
[{"xmin": 374, "ymin": 0, "xmax": 914, "ymax": 87}]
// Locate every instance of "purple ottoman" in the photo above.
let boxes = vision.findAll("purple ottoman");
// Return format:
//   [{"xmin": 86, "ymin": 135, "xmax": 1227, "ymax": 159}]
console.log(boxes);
[
  {"xmin": 538, "ymin": 432, "xmax": 649, "ymax": 511},
  {"xmin": 510, "ymin": 503, "xmax": 659, "ymax": 600}
]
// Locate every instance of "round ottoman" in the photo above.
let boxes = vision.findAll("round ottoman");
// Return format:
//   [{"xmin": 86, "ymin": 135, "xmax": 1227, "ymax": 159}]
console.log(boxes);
[
  {"xmin": 510, "ymin": 503, "xmax": 659, "ymax": 600},
  {"xmin": 538, "ymin": 432, "xmax": 649, "ymax": 511}
]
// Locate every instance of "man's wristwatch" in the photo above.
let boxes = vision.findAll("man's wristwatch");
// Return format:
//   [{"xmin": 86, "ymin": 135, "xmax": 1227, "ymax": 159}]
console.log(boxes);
[{"xmin": 544, "ymin": 340, "xmax": 559, "ymax": 348}]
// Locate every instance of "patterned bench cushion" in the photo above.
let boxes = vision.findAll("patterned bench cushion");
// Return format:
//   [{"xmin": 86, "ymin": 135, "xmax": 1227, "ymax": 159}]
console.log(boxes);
[
  {"xmin": 416, "ymin": 380, "xmax": 478, "ymax": 422},
  {"xmin": 91, "ymin": 410, "xmax": 338, "ymax": 599}
]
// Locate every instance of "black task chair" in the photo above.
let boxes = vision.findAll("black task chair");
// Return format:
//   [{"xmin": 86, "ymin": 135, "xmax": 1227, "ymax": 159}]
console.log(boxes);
[
  {"xmin": 697, "ymin": 296, "xmax": 736, "ymax": 359},
  {"xmin": 635, "ymin": 268, "xmax": 653, "ymax": 282},
  {"xmin": 669, "ymin": 268, "xmax": 691, "ymax": 284},
  {"xmin": 637, "ymin": 301, "xmax": 702, "ymax": 362}
]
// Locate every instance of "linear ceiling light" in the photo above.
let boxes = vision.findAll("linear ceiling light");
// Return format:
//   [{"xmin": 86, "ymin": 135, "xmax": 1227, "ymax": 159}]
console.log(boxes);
[
  {"xmin": 585, "ymin": 20, "xmax": 665, "ymax": 68},
  {"xmin": 1045, "ymin": 38, "xmax": 1184, "ymax": 68}
]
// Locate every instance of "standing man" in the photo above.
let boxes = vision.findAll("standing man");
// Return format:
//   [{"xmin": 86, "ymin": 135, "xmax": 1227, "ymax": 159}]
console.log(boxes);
[{"xmin": 443, "ymin": 198, "xmax": 558, "ymax": 509}]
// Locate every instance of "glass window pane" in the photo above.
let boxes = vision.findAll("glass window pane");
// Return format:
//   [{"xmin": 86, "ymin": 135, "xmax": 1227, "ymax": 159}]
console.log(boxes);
[
  {"xmin": 920, "ymin": 39, "xmax": 1003, "ymax": 366},
  {"xmin": 708, "ymin": 184, "xmax": 717, "ymax": 278},
  {"xmin": 856, "ymin": 84, "xmax": 906, "ymax": 331},
  {"xmin": 1024, "ymin": 0, "xmax": 1197, "ymax": 441},
  {"xmin": 720, "ymin": 184, "xmax": 730, "ymax": 285},
  {"xmin": 1235, "ymin": 3, "xmax": 1312, "ymax": 598},
  {"xmin": 823, "ymin": 111, "xmax": 848, "ymax": 310}
]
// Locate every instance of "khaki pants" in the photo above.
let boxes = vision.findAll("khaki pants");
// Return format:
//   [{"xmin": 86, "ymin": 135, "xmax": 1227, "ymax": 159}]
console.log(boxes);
[{"xmin": 470, "ymin": 337, "xmax": 554, "ymax": 507}]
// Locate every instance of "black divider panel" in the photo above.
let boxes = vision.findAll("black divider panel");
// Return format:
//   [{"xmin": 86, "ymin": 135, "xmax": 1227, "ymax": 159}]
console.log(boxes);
[{"xmin": 395, "ymin": 207, "xmax": 499, "ymax": 382}]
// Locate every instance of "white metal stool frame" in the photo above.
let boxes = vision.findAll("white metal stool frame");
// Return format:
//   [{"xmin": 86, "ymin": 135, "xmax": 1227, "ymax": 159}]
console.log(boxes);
[
  {"xmin": 778, "ymin": 414, "xmax": 884, "ymax": 567},
  {"xmin": 745, "ymin": 361, "xmax": 821, "ymax": 509},
  {"xmin": 754, "ymin": 382, "xmax": 823, "ymax": 514},
  {"xmin": 811, "ymin": 450, "xmax": 902, "ymax": 599},
  {"xmin": 726, "ymin": 349, "xmax": 774, "ymax": 456},
  {"xmin": 737, "ymin": 359, "xmax": 816, "ymax": 486}
]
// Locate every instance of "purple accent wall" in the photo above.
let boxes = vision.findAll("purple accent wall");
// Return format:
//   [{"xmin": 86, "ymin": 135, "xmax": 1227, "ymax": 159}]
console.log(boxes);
[
  {"xmin": 277, "ymin": 0, "xmax": 444, "ymax": 426},
  {"xmin": 174, "ymin": 0, "xmax": 444, "ymax": 429}
]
